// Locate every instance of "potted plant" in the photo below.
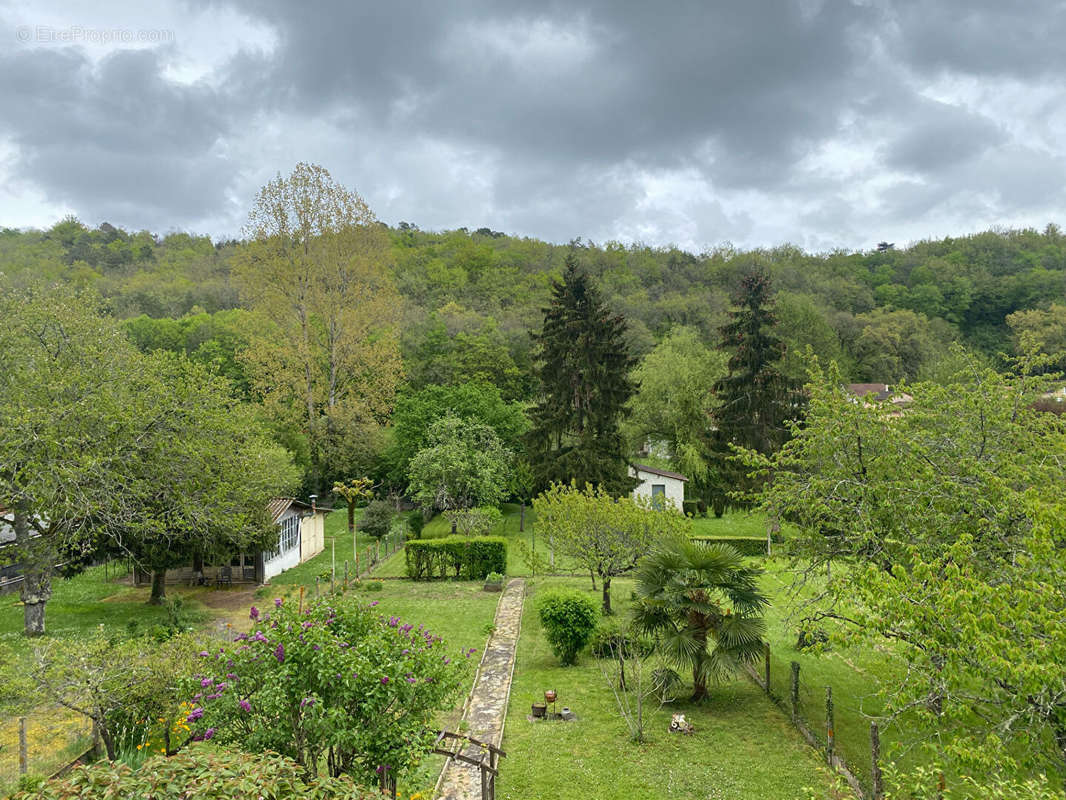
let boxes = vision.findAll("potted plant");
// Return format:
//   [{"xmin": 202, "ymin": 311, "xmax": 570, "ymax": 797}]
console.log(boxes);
[{"xmin": 483, "ymin": 571, "xmax": 504, "ymax": 592}]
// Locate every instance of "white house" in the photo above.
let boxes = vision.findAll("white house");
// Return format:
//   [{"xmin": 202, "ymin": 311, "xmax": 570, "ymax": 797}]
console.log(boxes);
[
  {"xmin": 629, "ymin": 464, "xmax": 687, "ymax": 511},
  {"xmin": 146, "ymin": 497, "xmax": 332, "ymax": 586}
]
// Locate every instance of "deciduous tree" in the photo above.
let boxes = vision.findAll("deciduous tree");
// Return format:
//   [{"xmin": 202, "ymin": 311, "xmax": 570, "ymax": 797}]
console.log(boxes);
[
  {"xmin": 407, "ymin": 415, "xmax": 512, "ymax": 531},
  {"xmin": 232, "ymin": 163, "xmax": 402, "ymax": 494},
  {"xmin": 533, "ymin": 483, "xmax": 689, "ymax": 614},
  {"xmin": 756, "ymin": 354, "xmax": 1066, "ymax": 786},
  {"xmin": 0, "ymin": 286, "xmax": 134, "ymax": 635}
]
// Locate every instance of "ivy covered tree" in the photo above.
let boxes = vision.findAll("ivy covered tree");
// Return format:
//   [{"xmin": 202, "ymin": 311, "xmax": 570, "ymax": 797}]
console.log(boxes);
[
  {"xmin": 525, "ymin": 253, "xmax": 638, "ymax": 497},
  {"xmin": 708, "ymin": 270, "xmax": 798, "ymax": 507}
]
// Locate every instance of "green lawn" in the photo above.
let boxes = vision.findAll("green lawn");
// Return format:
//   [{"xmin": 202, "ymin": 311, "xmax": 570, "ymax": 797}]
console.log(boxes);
[
  {"xmin": 498, "ymin": 577, "xmax": 842, "ymax": 800},
  {"xmin": 689, "ymin": 511, "xmax": 796, "ymax": 539},
  {"xmin": 377, "ymin": 506, "xmax": 784, "ymax": 580}
]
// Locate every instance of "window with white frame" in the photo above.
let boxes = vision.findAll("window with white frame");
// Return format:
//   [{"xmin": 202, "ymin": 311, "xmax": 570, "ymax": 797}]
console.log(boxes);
[{"xmin": 279, "ymin": 515, "xmax": 300, "ymax": 553}]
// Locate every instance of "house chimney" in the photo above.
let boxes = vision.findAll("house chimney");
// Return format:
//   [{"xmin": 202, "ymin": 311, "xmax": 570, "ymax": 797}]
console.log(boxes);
[{"xmin": 309, "ymin": 494, "xmax": 317, "ymax": 514}]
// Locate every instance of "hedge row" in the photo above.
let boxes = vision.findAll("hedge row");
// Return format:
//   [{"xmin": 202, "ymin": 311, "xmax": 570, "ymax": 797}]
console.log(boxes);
[
  {"xmin": 405, "ymin": 536, "xmax": 506, "ymax": 581},
  {"xmin": 691, "ymin": 536, "xmax": 772, "ymax": 556}
]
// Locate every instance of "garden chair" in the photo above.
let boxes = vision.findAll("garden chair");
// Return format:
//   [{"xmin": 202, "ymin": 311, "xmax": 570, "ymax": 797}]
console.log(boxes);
[{"xmin": 216, "ymin": 565, "xmax": 233, "ymax": 588}]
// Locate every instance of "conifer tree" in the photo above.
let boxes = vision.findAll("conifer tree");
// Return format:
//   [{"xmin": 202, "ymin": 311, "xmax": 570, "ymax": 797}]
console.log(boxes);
[
  {"xmin": 709, "ymin": 270, "xmax": 797, "ymax": 506},
  {"xmin": 525, "ymin": 253, "xmax": 638, "ymax": 496}
]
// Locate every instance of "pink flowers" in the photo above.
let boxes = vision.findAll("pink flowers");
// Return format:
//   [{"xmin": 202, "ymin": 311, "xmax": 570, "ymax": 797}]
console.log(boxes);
[
  {"xmin": 380, "ymin": 676, "xmax": 389, "ymax": 685},
  {"xmin": 273, "ymin": 643, "xmax": 285, "ymax": 664},
  {"xmin": 274, "ymin": 597, "xmax": 283, "ymax": 608},
  {"xmin": 249, "ymin": 606, "xmax": 260, "ymax": 621},
  {"xmin": 186, "ymin": 707, "xmax": 204, "ymax": 723},
  {"xmin": 238, "ymin": 699, "xmax": 251, "ymax": 712}
]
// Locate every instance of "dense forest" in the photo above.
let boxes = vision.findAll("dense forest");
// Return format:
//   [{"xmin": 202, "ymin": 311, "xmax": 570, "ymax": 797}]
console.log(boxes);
[{"xmin": 3, "ymin": 215, "xmax": 1065, "ymax": 489}]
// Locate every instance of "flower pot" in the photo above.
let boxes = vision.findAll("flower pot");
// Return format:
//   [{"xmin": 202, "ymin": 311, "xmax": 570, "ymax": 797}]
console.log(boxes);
[
  {"xmin": 531, "ymin": 702, "xmax": 547, "ymax": 718},
  {"xmin": 483, "ymin": 582, "xmax": 502, "ymax": 592}
]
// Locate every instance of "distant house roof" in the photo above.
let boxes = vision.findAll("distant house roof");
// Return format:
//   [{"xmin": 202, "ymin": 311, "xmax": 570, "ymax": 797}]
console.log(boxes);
[
  {"xmin": 847, "ymin": 383, "xmax": 892, "ymax": 401},
  {"xmin": 631, "ymin": 464, "xmax": 689, "ymax": 482},
  {"xmin": 268, "ymin": 498, "xmax": 334, "ymax": 523}
]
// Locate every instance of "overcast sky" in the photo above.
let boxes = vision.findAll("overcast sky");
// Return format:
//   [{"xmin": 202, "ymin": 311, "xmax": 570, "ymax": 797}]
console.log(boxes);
[{"xmin": 2, "ymin": 0, "xmax": 1066, "ymax": 253}]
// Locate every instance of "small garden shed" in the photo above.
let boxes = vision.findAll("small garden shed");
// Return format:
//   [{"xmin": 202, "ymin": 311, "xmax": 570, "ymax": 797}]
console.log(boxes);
[
  {"xmin": 629, "ymin": 463, "xmax": 687, "ymax": 510},
  {"xmin": 144, "ymin": 497, "xmax": 332, "ymax": 586}
]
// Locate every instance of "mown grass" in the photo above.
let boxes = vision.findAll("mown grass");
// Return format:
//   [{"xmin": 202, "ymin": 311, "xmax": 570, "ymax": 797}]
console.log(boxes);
[
  {"xmin": 498, "ymin": 576, "xmax": 843, "ymax": 800},
  {"xmin": 377, "ymin": 505, "xmax": 785, "ymax": 579}
]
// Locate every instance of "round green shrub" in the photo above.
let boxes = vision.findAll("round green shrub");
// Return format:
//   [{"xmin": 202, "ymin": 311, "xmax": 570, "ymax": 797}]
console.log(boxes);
[
  {"xmin": 536, "ymin": 590, "xmax": 598, "ymax": 666},
  {"xmin": 356, "ymin": 499, "xmax": 393, "ymax": 539}
]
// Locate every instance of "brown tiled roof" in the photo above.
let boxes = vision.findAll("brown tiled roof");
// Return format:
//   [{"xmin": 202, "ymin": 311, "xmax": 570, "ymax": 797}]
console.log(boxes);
[
  {"xmin": 847, "ymin": 383, "xmax": 891, "ymax": 401},
  {"xmin": 632, "ymin": 463, "xmax": 689, "ymax": 482}
]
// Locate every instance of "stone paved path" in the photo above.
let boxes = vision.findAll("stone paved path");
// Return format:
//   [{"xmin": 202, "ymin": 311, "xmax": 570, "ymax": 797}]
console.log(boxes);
[{"xmin": 435, "ymin": 578, "xmax": 525, "ymax": 800}]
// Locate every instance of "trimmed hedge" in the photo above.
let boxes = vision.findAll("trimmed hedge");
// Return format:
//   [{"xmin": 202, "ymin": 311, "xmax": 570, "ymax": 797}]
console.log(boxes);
[
  {"xmin": 691, "ymin": 536, "xmax": 771, "ymax": 556},
  {"xmin": 405, "ymin": 536, "xmax": 506, "ymax": 580}
]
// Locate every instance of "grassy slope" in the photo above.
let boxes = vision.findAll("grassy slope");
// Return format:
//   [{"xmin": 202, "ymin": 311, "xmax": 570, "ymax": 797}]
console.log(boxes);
[{"xmin": 499, "ymin": 577, "xmax": 842, "ymax": 800}]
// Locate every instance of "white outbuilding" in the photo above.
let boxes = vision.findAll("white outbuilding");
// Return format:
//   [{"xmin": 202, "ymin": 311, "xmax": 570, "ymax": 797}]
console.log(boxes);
[{"xmin": 629, "ymin": 463, "xmax": 688, "ymax": 511}]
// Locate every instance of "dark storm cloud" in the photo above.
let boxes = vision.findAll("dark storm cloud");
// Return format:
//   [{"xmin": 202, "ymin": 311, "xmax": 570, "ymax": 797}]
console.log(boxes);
[
  {"xmin": 3, "ymin": 0, "xmax": 1066, "ymax": 249},
  {"xmin": 884, "ymin": 99, "xmax": 1007, "ymax": 173},
  {"xmin": 220, "ymin": 1, "xmax": 876, "ymax": 180},
  {"xmin": 892, "ymin": 0, "xmax": 1066, "ymax": 79},
  {"xmin": 0, "ymin": 44, "xmax": 238, "ymax": 228}
]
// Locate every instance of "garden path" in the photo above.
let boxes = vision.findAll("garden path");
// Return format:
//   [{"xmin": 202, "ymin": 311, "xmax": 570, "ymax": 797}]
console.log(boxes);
[{"xmin": 435, "ymin": 578, "xmax": 524, "ymax": 800}]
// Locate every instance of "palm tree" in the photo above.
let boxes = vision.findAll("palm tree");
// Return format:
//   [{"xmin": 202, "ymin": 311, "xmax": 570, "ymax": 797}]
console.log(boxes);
[{"xmin": 633, "ymin": 536, "xmax": 768, "ymax": 701}]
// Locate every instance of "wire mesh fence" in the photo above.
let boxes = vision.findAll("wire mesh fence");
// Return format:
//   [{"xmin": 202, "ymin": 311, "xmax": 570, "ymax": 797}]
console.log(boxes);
[
  {"xmin": 763, "ymin": 646, "xmax": 882, "ymax": 798},
  {"xmin": 0, "ymin": 709, "xmax": 93, "ymax": 795}
]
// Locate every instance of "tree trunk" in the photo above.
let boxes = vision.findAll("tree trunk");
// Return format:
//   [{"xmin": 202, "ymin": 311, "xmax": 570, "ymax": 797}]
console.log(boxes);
[
  {"xmin": 691, "ymin": 667, "xmax": 708, "ymax": 702},
  {"xmin": 148, "ymin": 571, "xmax": 166, "ymax": 605},
  {"xmin": 23, "ymin": 599, "xmax": 46, "ymax": 637},
  {"xmin": 589, "ymin": 569, "xmax": 596, "ymax": 591},
  {"xmin": 16, "ymin": 504, "xmax": 51, "ymax": 637},
  {"xmin": 450, "ymin": 517, "xmax": 457, "ymax": 535},
  {"xmin": 602, "ymin": 575, "xmax": 613, "ymax": 615},
  {"xmin": 99, "ymin": 723, "xmax": 117, "ymax": 761},
  {"xmin": 519, "ymin": 502, "xmax": 525, "ymax": 532}
]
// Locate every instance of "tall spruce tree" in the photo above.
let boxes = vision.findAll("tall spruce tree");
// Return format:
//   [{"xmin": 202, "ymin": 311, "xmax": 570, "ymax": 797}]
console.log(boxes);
[
  {"xmin": 709, "ymin": 270, "xmax": 797, "ymax": 507},
  {"xmin": 525, "ymin": 254, "xmax": 638, "ymax": 496}
]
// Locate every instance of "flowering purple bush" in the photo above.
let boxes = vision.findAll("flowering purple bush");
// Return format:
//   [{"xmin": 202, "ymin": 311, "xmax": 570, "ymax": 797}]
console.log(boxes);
[{"xmin": 182, "ymin": 595, "xmax": 468, "ymax": 784}]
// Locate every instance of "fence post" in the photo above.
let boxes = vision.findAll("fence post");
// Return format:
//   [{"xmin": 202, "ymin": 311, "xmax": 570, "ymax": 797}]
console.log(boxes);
[
  {"xmin": 871, "ymin": 721, "xmax": 884, "ymax": 799},
  {"xmin": 344, "ymin": 559, "xmax": 349, "ymax": 588},
  {"xmin": 315, "ymin": 576, "xmax": 320, "ymax": 598},
  {"xmin": 763, "ymin": 642, "xmax": 771, "ymax": 694},
  {"xmin": 825, "ymin": 685, "xmax": 835, "ymax": 766},
  {"xmin": 790, "ymin": 661, "xmax": 800, "ymax": 720},
  {"xmin": 18, "ymin": 716, "xmax": 27, "ymax": 775}
]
